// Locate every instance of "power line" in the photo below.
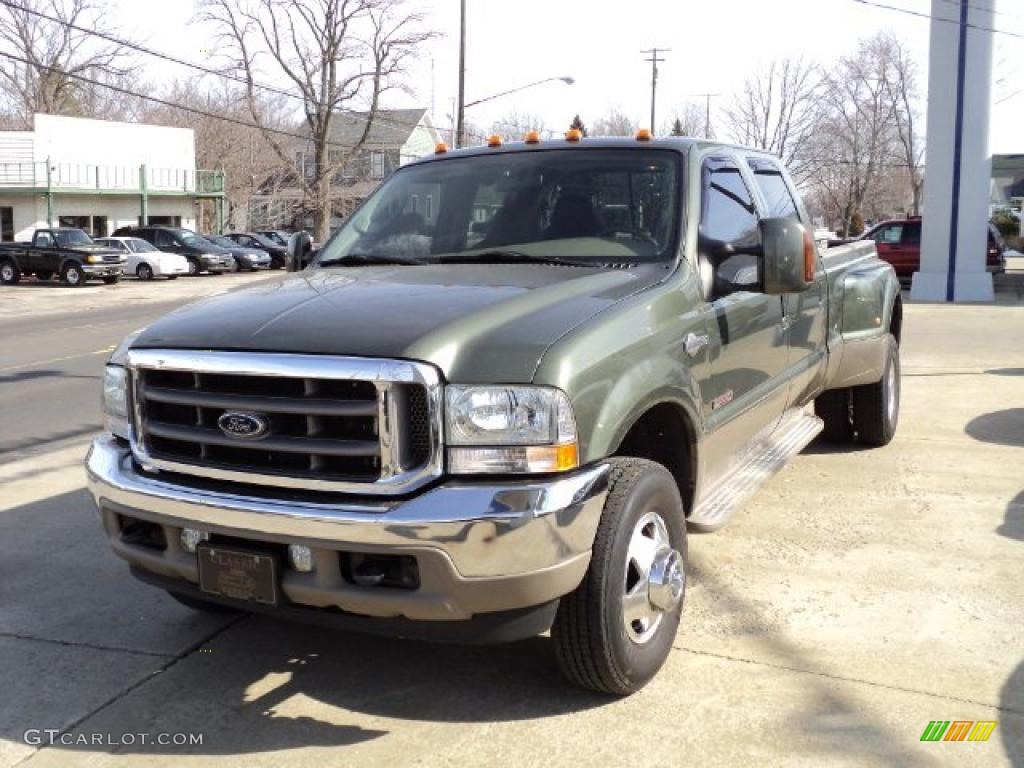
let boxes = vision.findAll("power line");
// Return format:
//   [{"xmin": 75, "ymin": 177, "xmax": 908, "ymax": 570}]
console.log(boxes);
[
  {"xmin": 851, "ymin": 0, "xmax": 1024, "ymax": 39},
  {"xmin": 0, "ymin": 48, "xmax": 361, "ymax": 148},
  {"xmin": 933, "ymin": 0, "xmax": 1024, "ymax": 25}
]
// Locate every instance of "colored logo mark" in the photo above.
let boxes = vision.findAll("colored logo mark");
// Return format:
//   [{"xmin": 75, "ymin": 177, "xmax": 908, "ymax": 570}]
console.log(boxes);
[{"xmin": 920, "ymin": 720, "xmax": 997, "ymax": 742}]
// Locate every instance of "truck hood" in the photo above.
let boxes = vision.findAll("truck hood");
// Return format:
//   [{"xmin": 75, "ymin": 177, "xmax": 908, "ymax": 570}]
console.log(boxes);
[{"xmin": 132, "ymin": 263, "xmax": 666, "ymax": 382}]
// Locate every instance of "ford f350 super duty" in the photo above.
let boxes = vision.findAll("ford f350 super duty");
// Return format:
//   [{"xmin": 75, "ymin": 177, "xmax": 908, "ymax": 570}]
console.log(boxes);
[{"xmin": 87, "ymin": 135, "xmax": 901, "ymax": 694}]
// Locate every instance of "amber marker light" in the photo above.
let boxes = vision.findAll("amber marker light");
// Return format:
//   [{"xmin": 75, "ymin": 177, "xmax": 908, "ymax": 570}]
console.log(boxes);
[
  {"xmin": 524, "ymin": 130, "xmax": 541, "ymax": 144},
  {"xmin": 487, "ymin": 134, "xmax": 503, "ymax": 147},
  {"xmin": 565, "ymin": 128, "xmax": 583, "ymax": 142},
  {"xmin": 803, "ymin": 229, "xmax": 816, "ymax": 282},
  {"xmin": 635, "ymin": 128, "xmax": 653, "ymax": 141},
  {"xmin": 434, "ymin": 142, "xmax": 448, "ymax": 154}
]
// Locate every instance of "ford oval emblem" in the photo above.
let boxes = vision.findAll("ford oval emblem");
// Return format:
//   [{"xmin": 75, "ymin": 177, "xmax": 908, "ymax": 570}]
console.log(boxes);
[{"xmin": 217, "ymin": 411, "xmax": 270, "ymax": 440}]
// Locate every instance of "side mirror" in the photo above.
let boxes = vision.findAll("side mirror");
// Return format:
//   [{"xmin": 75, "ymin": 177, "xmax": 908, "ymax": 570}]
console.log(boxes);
[
  {"xmin": 760, "ymin": 218, "xmax": 814, "ymax": 294},
  {"xmin": 286, "ymin": 231, "xmax": 314, "ymax": 272}
]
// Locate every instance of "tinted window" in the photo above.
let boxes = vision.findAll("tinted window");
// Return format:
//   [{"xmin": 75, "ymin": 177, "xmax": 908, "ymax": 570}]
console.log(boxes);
[
  {"xmin": 749, "ymin": 166, "xmax": 799, "ymax": 219},
  {"xmin": 902, "ymin": 222, "xmax": 921, "ymax": 245},
  {"xmin": 701, "ymin": 162, "xmax": 760, "ymax": 247},
  {"xmin": 873, "ymin": 225, "xmax": 903, "ymax": 244},
  {"xmin": 154, "ymin": 230, "xmax": 174, "ymax": 248}
]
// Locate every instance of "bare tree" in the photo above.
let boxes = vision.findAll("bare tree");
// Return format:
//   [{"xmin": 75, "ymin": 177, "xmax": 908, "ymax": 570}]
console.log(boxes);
[
  {"xmin": 664, "ymin": 102, "xmax": 705, "ymax": 137},
  {"xmin": 723, "ymin": 57, "xmax": 821, "ymax": 185},
  {"xmin": 490, "ymin": 109, "xmax": 548, "ymax": 140},
  {"xmin": 809, "ymin": 37, "xmax": 902, "ymax": 236},
  {"xmin": 142, "ymin": 77, "xmax": 291, "ymax": 230},
  {"xmin": 0, "ymin": 0, "xmax": 134, "ymax": 126},
  {"xmin": 592, "ymin": 109, "xmax": 636, "ymax": 137},
  {"xmin": 199, "ymin": 0, "xmax": 434, "ymax": 241},
  {"xmin": 880, "ymin": 34, "xmax": 924, "ymax": 216}
]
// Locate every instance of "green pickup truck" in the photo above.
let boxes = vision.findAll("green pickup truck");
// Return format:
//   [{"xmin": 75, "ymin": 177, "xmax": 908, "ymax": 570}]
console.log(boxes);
[{"xmin": 87, "ymin": 136, "xmax": 901, "ymax": 694}]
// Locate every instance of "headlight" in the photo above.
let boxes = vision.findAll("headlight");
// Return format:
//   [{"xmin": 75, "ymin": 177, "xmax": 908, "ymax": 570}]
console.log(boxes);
[
  {"xmin": 102, "ymin": 365, "xmax": 131, "ymax": 439},
  {"xmin": 445, "ymin": 385, "xmax": 578, "ymax": 474},
  {"xmin": 86, "ymin": 254, "xmax": 102, "ymax": 263}
]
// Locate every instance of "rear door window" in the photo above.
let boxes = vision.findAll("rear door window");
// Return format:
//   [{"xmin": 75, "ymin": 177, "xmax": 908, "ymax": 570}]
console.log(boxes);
[{"xmin": 747, "ymin": 159, "xmax": 801, "ymax": 220}]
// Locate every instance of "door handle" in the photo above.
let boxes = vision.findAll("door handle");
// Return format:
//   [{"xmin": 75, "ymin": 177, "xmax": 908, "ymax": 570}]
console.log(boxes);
[{"xmin": 684, "ymin": 332, "xmax": 709, "ymax": 358}]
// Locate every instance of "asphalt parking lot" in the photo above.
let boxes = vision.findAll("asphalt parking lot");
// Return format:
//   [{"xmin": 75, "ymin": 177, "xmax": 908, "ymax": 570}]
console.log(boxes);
[{"xmin": 1, "ymin": 272, "xmax": 1022, "ymax": 767}]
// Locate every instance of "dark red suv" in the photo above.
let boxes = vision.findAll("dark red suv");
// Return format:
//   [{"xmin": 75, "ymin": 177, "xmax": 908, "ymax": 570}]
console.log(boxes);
[{"xmin": 861, "ymin": 217, "xmax": 1006, "ymax": 279}]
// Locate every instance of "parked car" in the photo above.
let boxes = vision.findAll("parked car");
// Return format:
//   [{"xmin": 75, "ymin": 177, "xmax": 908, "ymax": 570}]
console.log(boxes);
[
  {"xmin": 0, "ymin": 227, "xmax": 125, "ymax": 286},
  {"xmin": 111, "ymin": 226, "xmax": 234, "ymax": 275},
  {"xmin": 95, "ymin": 236, "xmax": 189, "ymax": 281},
  {"xmin": 224, "ymin": 232, "xmax": 287, "ymax": 269},
  {"xmin": 255, "ymin": 229, "xmax": 292, "ymax": 248},
  {"xmin": 89, "ymin": 136, "xmax": 901, "ymax": 695},
  {"xmin": 860, "ymin": 217, "xmax": 1006, "ymax": 279},
  {"xmin": 203, "ymin": 234, "xmax": 272, "ymax": 271}
]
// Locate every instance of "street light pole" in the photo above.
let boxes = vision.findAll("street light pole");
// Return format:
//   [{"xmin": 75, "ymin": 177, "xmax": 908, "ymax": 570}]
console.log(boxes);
[
  {"xmin": 463, "ymin": 76, "xmax": 575, "ymax": 109},
  {"xmin": 455, "ymin": 0, "xmax": 466, "ymax": 148}
]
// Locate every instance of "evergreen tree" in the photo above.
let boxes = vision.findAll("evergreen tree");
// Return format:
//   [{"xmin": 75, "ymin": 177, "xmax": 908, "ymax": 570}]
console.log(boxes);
[
  {"xmin": 670, "ymin": 117, "xmax": 685, "ymax": 136},
  {"xmin": 569, "ymin": 114, "xmax": 588, "ymax": 136}
]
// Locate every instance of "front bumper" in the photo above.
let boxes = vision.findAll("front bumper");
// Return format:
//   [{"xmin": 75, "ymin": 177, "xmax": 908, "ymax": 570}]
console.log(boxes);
[
  {"xmin": 199, "ymin": 254, "xmax": 233, "ymax": 271},
  {"xmin": 85, "ymin": 436, "xmax": 609, "ymax": 623},
  {"xmin": 83, "ymin": 263, "xmax": 124, "ymax": 276},
  {"xmin": 238, "ymin": 255, "xmax": 271, "ymax": 269}
]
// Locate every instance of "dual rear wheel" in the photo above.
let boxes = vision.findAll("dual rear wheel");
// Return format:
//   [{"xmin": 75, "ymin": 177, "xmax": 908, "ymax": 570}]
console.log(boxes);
[{"xmin": 815, "ymin": 333, "xmax": 900, "ymax": 446}]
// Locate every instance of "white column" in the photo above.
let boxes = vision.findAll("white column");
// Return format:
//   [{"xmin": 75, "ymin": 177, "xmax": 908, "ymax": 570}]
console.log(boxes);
[{"xmin": 911, "ymin": 0, "xmax": 995, "ymax": 302}]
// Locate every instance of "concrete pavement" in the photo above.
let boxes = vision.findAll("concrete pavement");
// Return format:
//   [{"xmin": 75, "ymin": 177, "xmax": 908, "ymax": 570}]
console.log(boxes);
[{"xmin": 0, "ymin": 289, "xmax": 1021, "ymax": 766}]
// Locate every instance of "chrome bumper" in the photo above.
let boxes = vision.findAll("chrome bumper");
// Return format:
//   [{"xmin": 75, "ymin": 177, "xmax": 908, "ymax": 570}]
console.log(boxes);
[
  {"xmin": 85, "ymin": 435, "xmax": 609, "ymax": 581},
  {"xmin": 83, "ymin": 264, "xmax": 124, "ymax": 275}
]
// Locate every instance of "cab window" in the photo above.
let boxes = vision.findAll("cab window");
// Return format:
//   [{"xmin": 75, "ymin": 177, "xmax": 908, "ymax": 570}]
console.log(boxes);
[
  {"xmin": 700, "ymin": 158, "xmax": 761, "ymax": 296},
  {"xmin": 871, "ymin": 225, "xmax": 903, "ymax": 244},
  {"xmin": 747, "ymin": 159, "xmax": 800, "ymax": 220}
]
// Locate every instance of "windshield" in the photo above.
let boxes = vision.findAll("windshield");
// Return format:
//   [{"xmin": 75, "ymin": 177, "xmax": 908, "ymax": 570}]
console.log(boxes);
[
  {"xmin": 54, "ymin": 229, "xmax": 94, "ymax": 247},
  {"xmin": 207, "ymin": 235, "xmax": 233, "ymax": 247},
  {"xmin": 128, "ymin": 239, "xmax": 157, "ymax": 253},
  {"xmin": 179, "ymin": 233, "xmax": 211, "ymax": 248},
  {"xmin": 317, "ymin": 149, "xmax": 681, "ymax": 267},
  {"xmin": 261, "ymin": 231, "xmax": 287, "ymax": 245}
]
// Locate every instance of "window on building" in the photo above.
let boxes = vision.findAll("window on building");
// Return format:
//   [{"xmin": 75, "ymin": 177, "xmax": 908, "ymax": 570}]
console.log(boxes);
[
  {"xmin": 370, "ymin": 151, "xmax": 386, "ymax": 179},
  {"xmin": 0, "ymin": 207, "xmax": 12, "ymax": 242},
  {"xmin": 148, "ymin": 216, "xmax": 182, "ymax": 228}
]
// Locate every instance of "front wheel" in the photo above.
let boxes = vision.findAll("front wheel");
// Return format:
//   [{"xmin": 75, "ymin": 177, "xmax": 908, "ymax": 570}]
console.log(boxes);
[
  {"xmin": 852, "ymin": 334, "xmax": 900, "ymax": 446},
  {"xmin": 136, "ymin": 263, "xmax": 154, "ymax": 281},
  {"xmin": 186, "ymin": 258, "xmax": 199, "ymax": 276},
  {"xmin": 62, "ymin": 263, "xmax": 86, "ymax": 287},
  {"xmin": 0, "ymin": 260, "xmax": 20, "ymax": 285},
  {"xmin": 552, "ymin": 458, "xmax": 687, "ymax": 695}
]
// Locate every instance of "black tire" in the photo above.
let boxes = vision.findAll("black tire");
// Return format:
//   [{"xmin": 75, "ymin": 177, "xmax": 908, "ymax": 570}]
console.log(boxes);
[
  {"xmin": 186, "ymin": 258, "xmax": 200, "ymax": 276},
  {"xmin": 552, "ymin": 458, "xmax": 687, "ymax": 695},
  {"xmin": 852, "ymin": 334, "xmax": 900, "ymax": 446},
  {"xmin": 167, "ymin": 590, "xmax": 242, "ymax": 614},
  {"xmin": 815, "ymin": 388, "xmax": 854, "ymax": 443},
  {"xmin": 35, "ymin": 269, "xmax": 54, "ymax": 281},
  {"xmin": 0, "ymin": 260, "xmax": 20, "ymax": 285},
  {"xmin": 229, "ymin": 258, "xmax": 241, "ymax": 273},
  {"xmin": 61, "ymin": 262, "xmax": 86, "ymax": 287},
  {"xmin": 166, "ymin": 274, "xmax": 178, "ymax": 280},
  {"xmin": 102, "ymin": 275, "xmax": 121, "ymax": 285},
  {"xmin": 136, "ymin": 263, "xmax": 154, "ymax": 281}
]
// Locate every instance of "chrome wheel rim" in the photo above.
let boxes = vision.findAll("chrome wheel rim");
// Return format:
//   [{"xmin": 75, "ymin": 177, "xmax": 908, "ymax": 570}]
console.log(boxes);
[
  {"xmin": 622, "ymin": 511, "xmax": 684, "ymax": 644},
  {"xmin": 886, "ymin": 356, "xmax": 897, "ymax": 423},
  {"xmin": 138, "ymin": 265, "xmax": 152, "ymax": 280},
  {"xmin": 66, "ymin": 268, "xmax": 81, "ymax": 285},
  {"xmin": 1, "ymin": 264, "xmax": 12, "ymax": 280}
]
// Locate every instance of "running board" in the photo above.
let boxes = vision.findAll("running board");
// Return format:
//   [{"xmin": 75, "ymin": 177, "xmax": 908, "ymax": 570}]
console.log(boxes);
[{"xmin": 689, "ymin": 410, "xmax": 824, "ymax": 531}]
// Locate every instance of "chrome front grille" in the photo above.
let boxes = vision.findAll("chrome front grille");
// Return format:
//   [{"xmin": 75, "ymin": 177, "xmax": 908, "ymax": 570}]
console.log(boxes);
[{"xmin": 126, "ymin": 350, "xmax": 443, "ymax": 495}]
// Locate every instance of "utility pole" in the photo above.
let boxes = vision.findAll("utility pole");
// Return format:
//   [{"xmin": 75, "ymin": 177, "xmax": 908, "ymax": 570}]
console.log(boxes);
[
  {"xmin": 455, "ymin": 0, "xmax": 466, "ymax": 148},
  {"xmin": 642, "ymin": 48, "xmax": 669, "ymax": 132},
  {"xmin": 693, "ymin": 92, "xmax": 719, "ymax": 138}
]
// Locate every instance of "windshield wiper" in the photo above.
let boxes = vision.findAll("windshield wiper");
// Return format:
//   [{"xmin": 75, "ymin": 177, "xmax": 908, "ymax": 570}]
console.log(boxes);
[
  {"xmin": 319, "ymin": 254, "xmax": 428, "ymax": 267},
  {"xmin": 440, "ymin": 250, "xmax": 587, "ymax": 267}
]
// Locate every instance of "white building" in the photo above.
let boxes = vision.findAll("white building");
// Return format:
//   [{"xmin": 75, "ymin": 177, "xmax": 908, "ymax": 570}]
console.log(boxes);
[{"xmin": 0, "ymin": 114, "xmax": 224, "ymax": 242}]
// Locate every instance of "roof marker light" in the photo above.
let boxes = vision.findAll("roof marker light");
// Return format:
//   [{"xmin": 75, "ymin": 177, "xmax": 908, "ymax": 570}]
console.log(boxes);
[
  {"xmin": 434, "ymin": 142, "xmax": 448, "ymax": 154},
  {"xmin": 565, "ymin": 128, "xmax": 583, "ymax": 142},
  {"xmin": 524, "ymin": 130, "xmax": 541, "ymax": 144},
  {"xmin": 636, "ymin": 128, "xmax": 653, "ymax": 141},
  {"xmin": 487, "ymin": 134, "xmax": 503, "ymax": 147}
]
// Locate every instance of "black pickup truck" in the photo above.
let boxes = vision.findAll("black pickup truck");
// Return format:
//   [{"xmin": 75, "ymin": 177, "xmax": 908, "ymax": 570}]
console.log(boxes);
[{"xmin": 0, "ymin": 228, "xmax": 126, "ymax": 286}]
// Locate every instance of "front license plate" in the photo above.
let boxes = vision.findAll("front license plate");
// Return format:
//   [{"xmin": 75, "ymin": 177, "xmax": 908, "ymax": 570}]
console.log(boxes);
[{"xmin": 197, "ymin": 544, "xmax": 278, "ymax": 605}]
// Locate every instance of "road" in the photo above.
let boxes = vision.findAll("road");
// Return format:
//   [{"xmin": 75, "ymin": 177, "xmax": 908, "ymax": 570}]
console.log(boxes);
[
  {"xmin": 0, "ymin": 274, "xmax": 272, "ymax": 461},
  {"xmin": 0, "ymin": 280, "xmax": 1022, "ymax": 767}
]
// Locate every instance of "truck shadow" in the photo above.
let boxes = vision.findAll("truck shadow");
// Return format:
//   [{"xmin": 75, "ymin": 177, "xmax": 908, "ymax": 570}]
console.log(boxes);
[
  {"xmin": 999, "ymin": 491, "xmax": 1024, "ymax": 542},
  {"xmin": 964, "ymin": 408, "xmax": 1024, "ymax": 447},
  {"xmin": 0, "ymin": 487, "xmax": 607, "ymax": 761}
]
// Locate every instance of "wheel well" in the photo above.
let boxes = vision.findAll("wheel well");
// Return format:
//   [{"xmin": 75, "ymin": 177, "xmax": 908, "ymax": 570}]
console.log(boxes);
[
  {"xmin": 889, "ymin": 296, "xmax": 903, "ymax": 345},
  {"xmin": 612, "ymin": 403, "xmax": 696, "ymax": 515}
]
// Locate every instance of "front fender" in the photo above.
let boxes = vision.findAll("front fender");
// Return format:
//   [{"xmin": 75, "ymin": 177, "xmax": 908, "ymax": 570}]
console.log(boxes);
[{"xmin": 532, "ymin": 268, "xmax": 706, "ymax": 465}]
